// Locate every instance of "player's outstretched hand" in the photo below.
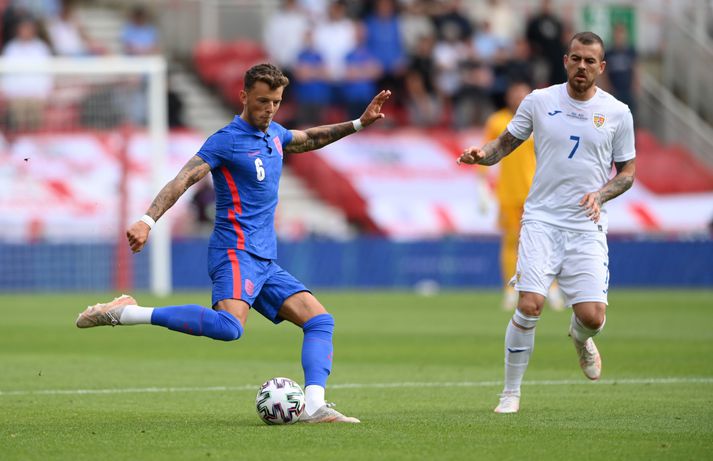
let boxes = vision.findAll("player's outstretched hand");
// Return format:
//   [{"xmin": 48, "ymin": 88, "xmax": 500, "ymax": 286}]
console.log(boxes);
[
  {"xmin": 579, "ymin": 191, "xmax": 602, "ymax": 223},
  {"xmin": 457, "ymin": 146, "xmax": 485, "ymax": 165},
  {"xmin": 359, "ymin": 90, "xmax": 392, "ymax": 127},
  {"xmin": 126, "ymin": 220, "xmax": 151, "ymax": 253}
]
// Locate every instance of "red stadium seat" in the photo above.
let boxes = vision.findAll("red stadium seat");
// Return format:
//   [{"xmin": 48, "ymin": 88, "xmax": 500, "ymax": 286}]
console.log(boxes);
[
  {"xmin": 224, "ymin": 39, "xmax": 266, "ymax": 63},
  {"xmin": 193, "ymin": 40, "xmax": 229, "ymax": 85},
  {"xmin": 635, "ymin": 129, "xmax": 713, "ymax": 193}
]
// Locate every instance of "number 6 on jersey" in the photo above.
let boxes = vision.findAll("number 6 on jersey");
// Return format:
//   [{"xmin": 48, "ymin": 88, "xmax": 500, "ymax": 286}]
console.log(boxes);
[{"xmin": 255, "ymin": 158, "xmax": 266, "ymax": 181}]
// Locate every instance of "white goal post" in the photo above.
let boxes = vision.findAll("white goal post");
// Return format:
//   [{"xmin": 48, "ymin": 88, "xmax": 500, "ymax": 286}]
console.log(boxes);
[{"xmin": 0, "ymin": 56, "xmax": 172, "ymax": 296}]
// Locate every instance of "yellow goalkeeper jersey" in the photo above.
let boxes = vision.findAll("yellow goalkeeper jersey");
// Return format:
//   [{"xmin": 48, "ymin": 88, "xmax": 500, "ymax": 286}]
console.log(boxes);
[{"xmin": 484, "ymin": 108, "xmax": 536, "ymax": 207}]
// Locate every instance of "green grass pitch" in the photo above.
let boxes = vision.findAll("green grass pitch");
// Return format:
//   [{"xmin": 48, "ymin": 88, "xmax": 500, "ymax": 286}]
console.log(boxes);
[{"xmin": 1, "ymin": 290, "xmax": 712, "ymax": 460}]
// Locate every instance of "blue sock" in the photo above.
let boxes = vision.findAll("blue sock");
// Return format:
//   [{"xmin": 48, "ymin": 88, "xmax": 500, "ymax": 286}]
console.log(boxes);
[
  {"xmin": 301, "ymin": 313, "xmax": 334, "ymax": 387},
  {"xmin": 150, "ymin": 305, "xmax": 243, "ymax": 341}
]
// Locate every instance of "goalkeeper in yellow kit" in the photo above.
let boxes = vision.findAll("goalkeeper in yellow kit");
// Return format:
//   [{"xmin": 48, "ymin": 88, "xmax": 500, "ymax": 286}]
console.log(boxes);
[{"xmin": 483, "ymin": 80, "xmax": 564, "ymax": 311}]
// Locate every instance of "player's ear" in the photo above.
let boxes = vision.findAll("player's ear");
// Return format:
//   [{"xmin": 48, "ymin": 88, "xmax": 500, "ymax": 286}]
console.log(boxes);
[{"xmin": 239, "ymin": 89, "xmax": 248, "ymax": 105}]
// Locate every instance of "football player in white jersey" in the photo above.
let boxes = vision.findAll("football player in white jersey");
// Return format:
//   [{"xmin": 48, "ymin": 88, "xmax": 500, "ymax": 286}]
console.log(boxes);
[{"xmin": 458, "ymin": 32, "xmax": 636, "ymax": 413}]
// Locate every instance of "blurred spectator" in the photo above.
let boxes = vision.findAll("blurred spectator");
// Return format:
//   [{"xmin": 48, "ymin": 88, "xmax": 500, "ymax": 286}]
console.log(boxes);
[
  {"xmin": 46, "ymin": 0, "xmax": 104, "ymax": 56},
  {"xmin": 341, "ymin": 23, "xmax": 382, "ymax": 120},
  {"xmin": 364, "ymin": 0, "xmax": 406, "ymax": 102},
  {"xmin": 472, "ymin": 19, "xmax": 501, "ymax": 63},
  {"xmin": 293, "ymin": 29, "xmax": 331, "ymax": 126},
  {"xmin": 9, "ymin": 0, "xmax": 60, "ymax": 19},
  {"xmin": 469, "ymin": 0, "xmax": 518, "ymax": 47},
  {"xmin": 1, "ymin": 17, "xmax": 52, "ymax": 131},
  {"xmin": 482, "ymin": 80, "xmax": 534, "ymax": 309},
  {"xmin": 399, "ymin": 0, "xmax": 435, "ymax": 54},
  {"xmin": 120, "ymin": 5, "xmax": 159, "ymax": 55},
  {"xmin": 407, "ymin": 33, "xmax": 437, "ymax": 96},
  {"xmin": 431, "ymin": 0, "xmax": 473, "ymax": 43},
  {"xmin": 604, "ymin": 23, "xmax": 638, "ymax": 120},
  {"xmin": 481, "ymin": 79, "xmax": 563, "ymax": 310},
  {"xmin": 298, "ymin": 0, "xmax": 328, "ymax": 21},
  {"xmin": 403, "ymin": 68, "xmax": 442, "ymax": 127},
  {"xmin": 119, "ymin": 5, "xmax": 159, "ymax": 126},
  {"xmin": 262, "ymin": 0, "xmax": 309, "ymax": 77},
  {"xmin": 525, "ymin": 0, "xmax": 565, "ymax": 86},
  {"xmin": 167, "ymin": 72, "xmax": 185, "ymax": 129},
  {"xmin": 490, "ymin": 36, "xmax": 534, "ymax": 108},
  {"xmin": 433, "ymin": 22, "xmax": 466, "ymax": 98},
  {"xmin": 501, "ymin": 37, "xmax": 534, "ymax": 85},
  {"xmin": 313, "ymin": 0, "xmax": 356, "ymax": 81},
  {"xmin": 456, "ymin": 45, "xmax": 494, "ymax": 127},
  {"xmin": 2, "ymin": 2, "xmax": 29, "ymax": 47}
]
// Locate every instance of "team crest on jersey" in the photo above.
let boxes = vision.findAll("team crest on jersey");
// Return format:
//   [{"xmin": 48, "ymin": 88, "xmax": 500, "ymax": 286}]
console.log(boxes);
[
  {"xmin": 272, "ymin": 136, "xmax": 283, "ymax": 158},
  {"xmin": 593, "ymin": 113, "xmax": 606, "ymax": 128}
]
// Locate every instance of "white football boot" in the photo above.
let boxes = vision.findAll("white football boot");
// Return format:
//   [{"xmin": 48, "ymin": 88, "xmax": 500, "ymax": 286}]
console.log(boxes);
[
  {"xmin": 494, "ymin": 391, "xmax": 520, "ymax": 414},
  {"xmin": 76, "ymin": 294, "xmax": 137, "ymax": 328},
  {"xmin": 570, "ymin": 327, "xmax": 602, "ymax": 380},
  {"xmin": 300, "ymin": 403, "xmax": 360, "ymax": 423}
]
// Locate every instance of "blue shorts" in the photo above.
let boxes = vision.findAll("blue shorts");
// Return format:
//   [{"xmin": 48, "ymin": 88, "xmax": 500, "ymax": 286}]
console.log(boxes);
[{"xmin": 208, "ymin": 248, "xmax": 309, "ymax": 324}]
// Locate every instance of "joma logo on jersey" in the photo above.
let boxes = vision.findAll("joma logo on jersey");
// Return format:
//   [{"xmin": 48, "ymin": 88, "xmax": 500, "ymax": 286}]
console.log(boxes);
[{"xmin": 593, "ymin": 113, "xmax": 606, "ymax": 128}]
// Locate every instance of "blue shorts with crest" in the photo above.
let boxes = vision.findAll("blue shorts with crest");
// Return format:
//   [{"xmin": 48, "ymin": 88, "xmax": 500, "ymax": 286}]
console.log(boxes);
[{"xmin": 208, "ymin": 248, "xmax": 309, "ymax": 324}]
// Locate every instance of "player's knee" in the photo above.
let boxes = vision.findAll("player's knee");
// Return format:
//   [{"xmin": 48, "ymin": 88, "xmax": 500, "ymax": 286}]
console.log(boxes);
[
  {"xmin": 579, "ymin": 312, "xmax": 606, "ymax": 330},
  {"xmin": 208, "ymin": 310, "xmax": 244, "ymax": 342},
  {"xmin": 302, "ymin": 312, "xmax": 334, "ymax": 334},
  {"xmin": 575, "ymin": 303, "xmax": 606, "ymax": 330},
  {"xmin": 517, "ymin": 293, "xmax": 544, "ymax": 317}
]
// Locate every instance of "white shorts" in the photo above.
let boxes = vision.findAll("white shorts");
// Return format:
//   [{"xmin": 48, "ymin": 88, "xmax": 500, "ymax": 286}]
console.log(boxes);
[{"xmin": 512, "ymin": 221, "xmax": 610, "ymax": 306}]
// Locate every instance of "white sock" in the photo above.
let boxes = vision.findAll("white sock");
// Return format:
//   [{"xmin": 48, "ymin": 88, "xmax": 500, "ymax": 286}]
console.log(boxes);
[
  {"xmin": 570, "ymin": 313, "xmax": 605, "ymax": 343},
  {"xmin": 118, "ymin": 305, "xmax": 154, "ymax": 325},
  {"xmin": 304, "ymin": 384, "xmax": 326, "ymax": 416},
  {"xmin": 503, "ymin": 309, "xmax": 539, "ymax": 394}
]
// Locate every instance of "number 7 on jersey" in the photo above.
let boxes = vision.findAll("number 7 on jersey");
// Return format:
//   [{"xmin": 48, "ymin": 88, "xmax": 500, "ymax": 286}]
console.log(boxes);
[{"xmin": 568, "ymin": 135, "xmax": 580, "ymax": 159}]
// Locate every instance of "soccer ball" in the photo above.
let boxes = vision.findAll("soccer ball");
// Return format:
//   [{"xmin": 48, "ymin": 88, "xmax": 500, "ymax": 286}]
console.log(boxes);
[{"xmin": 255, "ymin": 377, "xmax": 305, "ymax": 425}]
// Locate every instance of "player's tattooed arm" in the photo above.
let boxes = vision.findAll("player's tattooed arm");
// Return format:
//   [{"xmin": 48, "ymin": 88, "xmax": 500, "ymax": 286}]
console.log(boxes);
[
  {"xmin": 579, "ymin": 158, "xmax": 636, "ymax": 223},
  {"xmin": 600, "ymin": 158, "xmax": 636, "ymax": 203},
  {"xmin": 127, "ymin": 155, "xmax": 211, "ymax": 253},
  {"xmin": 285, "ymin": 90, "xmax": 392, "ymax": 154},
  {"xmin": 457, "ymin": 130, "xmax": 524, "ymax": 166},
  {"xmin": 284, "ymin": 122, "xmax": 356, "ymax": 154},
  {"xmin": 145, "ymin": 155, "xmax": 211, "ymax": 221}
]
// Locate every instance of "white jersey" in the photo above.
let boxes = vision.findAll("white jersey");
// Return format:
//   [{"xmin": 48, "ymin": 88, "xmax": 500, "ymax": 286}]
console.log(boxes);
[{"xmin": 507, "ymin": 83, "xmax": 635, "ymax": 233}]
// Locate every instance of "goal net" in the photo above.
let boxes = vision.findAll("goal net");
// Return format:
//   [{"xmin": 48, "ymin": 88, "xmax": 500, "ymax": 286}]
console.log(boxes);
[{"xmin": 0, "ymin": 56, "xmax": 189, "ymax": 296}]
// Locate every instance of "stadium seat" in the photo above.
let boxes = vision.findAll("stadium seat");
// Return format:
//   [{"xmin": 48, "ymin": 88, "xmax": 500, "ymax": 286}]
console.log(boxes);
[
  {"xmin": 224, "ymin": 39, "xmax": 266, "ymax": 63},
  {"xmin": 635, "ymin": 129, "xmax": 713, "ymax": 194},
  {"xmin": 193, "ymin": 40, "xmax": 229, "ymax": 86}
]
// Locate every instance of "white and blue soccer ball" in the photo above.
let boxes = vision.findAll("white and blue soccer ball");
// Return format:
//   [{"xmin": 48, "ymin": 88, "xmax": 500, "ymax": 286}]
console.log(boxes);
[{"xmin": 255, "ymin": 377, "xmax": 305, "ymax": 425}]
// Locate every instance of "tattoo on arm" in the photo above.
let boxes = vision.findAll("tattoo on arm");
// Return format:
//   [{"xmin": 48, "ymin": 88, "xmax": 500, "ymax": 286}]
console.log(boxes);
[
  {"xmin": 599, "ymin": 159, "xmax": 636, "ymax": 204},
  {"xmin": 479, "ymin": 131, "xmax": 524, "ymax": 165},
  {"xmin": 146, "ymin": 155, "xmax": 211, "ymax": 221},
  {"xmin": 284, "ymin": 122, "xmax": 356, "ymax": 154}
]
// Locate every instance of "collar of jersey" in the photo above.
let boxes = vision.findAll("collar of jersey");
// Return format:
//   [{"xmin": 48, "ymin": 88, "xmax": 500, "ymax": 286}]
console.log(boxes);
[
  {"xmin": 560, "ymin": 82, "xmax": 597, "ymax": 108},
  {"xmin": 232, "ymin": 115, "xmax": 270, "ymax": 138}
]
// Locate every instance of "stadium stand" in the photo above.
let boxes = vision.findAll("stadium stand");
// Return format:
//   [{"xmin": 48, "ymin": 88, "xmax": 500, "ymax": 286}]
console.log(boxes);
[
  {"xmin": 1, "ymin": 0, "xmax": 712, "ymax": 292},
  {"xmin": 635, "ymin": 129, "xmax": 713, "ymax": 194}
]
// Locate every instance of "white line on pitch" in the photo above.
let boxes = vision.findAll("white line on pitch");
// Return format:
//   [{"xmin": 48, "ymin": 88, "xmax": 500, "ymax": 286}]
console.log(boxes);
[{"xmin": 1, "ymin": 377, "xmax": 712, "ymax": 397}]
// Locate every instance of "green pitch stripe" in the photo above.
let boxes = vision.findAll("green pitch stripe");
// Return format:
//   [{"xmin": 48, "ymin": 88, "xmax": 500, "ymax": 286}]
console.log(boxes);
[{"xmin": 1, "ymin": 377, "xmax": 712, "ymax": 397}]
